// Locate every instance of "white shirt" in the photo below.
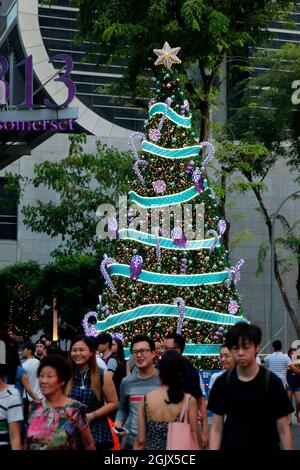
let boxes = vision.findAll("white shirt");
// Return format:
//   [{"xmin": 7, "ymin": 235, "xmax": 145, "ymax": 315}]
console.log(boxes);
[
  {"xmin": 208, "ymin": 370, "xmax": 225, "ymax": 393},
  {"xmin": 264, "ymin": 351, "xmax": 291, "ymax": 387},
  {"xmin": 96, "ymin": 355, "xmax": 107, "ymax": 370},
  {"xmin": 22, "ymin": 357, "xmax": 43, "ymax": 400}
]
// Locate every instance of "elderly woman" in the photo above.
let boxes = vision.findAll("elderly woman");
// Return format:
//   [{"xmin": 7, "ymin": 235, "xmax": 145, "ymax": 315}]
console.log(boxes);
[{"xmin": 26, "ymin": 355, "xmax": 95, "ymax": 450}]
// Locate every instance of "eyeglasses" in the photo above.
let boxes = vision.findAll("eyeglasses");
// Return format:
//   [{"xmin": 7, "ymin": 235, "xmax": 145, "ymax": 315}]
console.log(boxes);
[{"xmin": 132, "ymin": 348, "xmax": 151, "ymax": 356}]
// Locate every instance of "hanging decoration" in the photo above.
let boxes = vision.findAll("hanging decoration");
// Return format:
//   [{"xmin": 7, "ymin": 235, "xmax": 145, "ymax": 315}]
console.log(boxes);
[
  {"xmin": 134, "ymin": 159, "xmax": 148, "ymax": 185},
  {"xmin": 228, "ymin": 300, "xmax": 239, "ymax": 315},
  {"xmin": 154, "ymin": 230, "xmax": 162, "ymax": 264},
  {"xmin": 206, "ymin": 229, "xmax": 219, "ymax": 253},
  {"xmin": 181, "ymin": 99, "xmax": 190, "ymax": 115},
  {"xmin": 130, "ymin": 255, "xmax": 143, "ymax": 280},
  {"xmin": 171, "ymin": 227, "xmax": 188, "ymax": 248},
  {"xmin": 100, "ymin": 254, "xmax": 116, "ymax": 293},
  {"xmin": 174, "ymin": 297, "xmax": 185, "ymax": 334},
  {"xmin": 152, "ymin": 180, "xmax": 166, "ymax": 194},
  {"xmin": 82, "ymin": 311, "xmax": 98, "ymax": 337},
  {"xmin": 180, "ymin": 257, "xmax": 187, "ymax": 274},
  {"xmin": 200, "ymin": 141, "xmax": 215, "ymax": 166},
  {"xmin": 192, "ymin": 168, "xmax": 204, "ymax": 193},
  {"xmin": 108, "ymin": 217, "xmax": 119, "ymax": 239},
  {"xmin": 218, "ymin": 219, "xmax": 227, "ymax": 235},
  {"xmin": 225, "ymin": 259, "xmax": 245, "ymax": 288},
  {"xmin": 212, "ymin": 325, "xmax": 224, "ymax": 340},
  {"xmin": 149, "ymin": 97, "xmax": 173, "ymax": 142},
  {"xmin": 128, "ymin": 131, "xmax": 144, "ymax": 162},
  {"xmin": 185, "ymin": 160, "xmax": 195, "ymax": 175},
  {"xmin": 112, "ymin": 332, "xmax": 124, "ymax": 342}
]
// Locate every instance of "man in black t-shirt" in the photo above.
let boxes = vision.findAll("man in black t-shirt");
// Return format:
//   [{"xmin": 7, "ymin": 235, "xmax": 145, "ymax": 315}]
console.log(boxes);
[
  {"xmin": 208, "ymin": 322, "xmax": 293, "ymax": 450},
  {"xmin": 163, "ymin": 333, "xmax": 209, "ymax": 448}
]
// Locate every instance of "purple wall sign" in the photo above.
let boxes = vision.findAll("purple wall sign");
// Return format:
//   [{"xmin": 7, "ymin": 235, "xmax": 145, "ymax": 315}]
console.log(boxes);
[{"xmin": 0, "ymin": 54, "xmax": 76, "ymax": 108}]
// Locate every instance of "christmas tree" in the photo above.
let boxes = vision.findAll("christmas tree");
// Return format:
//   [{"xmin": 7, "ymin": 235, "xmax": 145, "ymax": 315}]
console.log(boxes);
[{"xmin": 93, "ymin": 42, "xmax": 248, "ymax": 368}]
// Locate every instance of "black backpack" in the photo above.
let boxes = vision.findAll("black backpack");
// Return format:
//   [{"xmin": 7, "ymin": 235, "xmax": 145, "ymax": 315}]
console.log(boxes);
[{"xmin": 104, "ymin": 355, "xmax": 126, "ymax": 398}]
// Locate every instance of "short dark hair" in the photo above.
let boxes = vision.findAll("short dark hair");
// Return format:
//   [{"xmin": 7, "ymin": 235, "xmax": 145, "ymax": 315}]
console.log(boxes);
[
  {"xmin": 46, "ymin": 345, "xmax": 65, "ymax": 357},
  {"xmin": 272, "ymin": 340, "xmax": 282, "ymax": 351},
  {"xmin": 40, "ymin": 333, "xmax": 52, "ymax": 342},
  {"xmin": 96, "ymin": 332, "xmax": 112, "ymax": 348},
  {"xmin": 225, "ymin": 322, "xmax": 262, "ymax": 349},
  {"xmin": 23, "ymin": 341, "xmax": 35, "ymax": 354},
  {"xmin": 130, "ymin": 334, "xmax": 155, "ymax": 352},
  {"xmin": 164, "ymin": 332, "xmax": 185, "ymax": 353},
  {"xmin": 38, "ymin": 355, "xmax": 71, "ymax": 387}
]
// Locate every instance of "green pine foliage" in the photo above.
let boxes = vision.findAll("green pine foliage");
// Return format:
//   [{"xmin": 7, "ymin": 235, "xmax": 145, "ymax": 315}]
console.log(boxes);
[{"xmin": 99, "ymin": 66, "xmax": 245, "ymax": 368}]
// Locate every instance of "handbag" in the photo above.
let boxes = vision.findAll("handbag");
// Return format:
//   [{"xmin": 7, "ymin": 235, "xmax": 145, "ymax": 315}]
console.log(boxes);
[
  {"xmin": 287, "ymin": 369, "xmax": 300, "ymax": 388},
  {"xmin": 166, "ymin": 393, "xmax": 200, "ymax": 450}
]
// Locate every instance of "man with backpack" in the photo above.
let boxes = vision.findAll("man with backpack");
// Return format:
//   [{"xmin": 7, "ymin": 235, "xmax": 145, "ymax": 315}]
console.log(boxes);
[{"xmin": 208, "ymin": 322, "xmax": 293, "ymax": 450}]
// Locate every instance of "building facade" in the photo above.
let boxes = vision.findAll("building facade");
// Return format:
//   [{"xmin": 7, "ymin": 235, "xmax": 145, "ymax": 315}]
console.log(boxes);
[{"xmin": 0, "ymin": 0, "xmax": 299, "ymax": 350}]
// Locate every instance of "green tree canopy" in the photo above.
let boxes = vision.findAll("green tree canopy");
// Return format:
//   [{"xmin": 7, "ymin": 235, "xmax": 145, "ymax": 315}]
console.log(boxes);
[
  {"xmin": 73, "ymin": 0, "xmax": 295, "ymax": 139},
  {"xmin": 6, "ymin": 134, "xmax": 134, "ymax": 258},
  {"xmin": 0, "ymin": 261, "xmax": 43, "ymax": 338},
  {"xmin": 227, "ymin": 43, "xmax": 300, "ymax": 170},
  {"xmin": 220, "ymin": 43, "xmax": 300, "ymax": 337},
  {"xmin": 40, "ymin": 254, "xmax": 102, "ymax": 340}
]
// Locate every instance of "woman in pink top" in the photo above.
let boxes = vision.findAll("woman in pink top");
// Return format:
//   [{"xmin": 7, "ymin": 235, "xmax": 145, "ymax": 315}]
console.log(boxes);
[{"xmin": 26, "ymin": 355, "xmax": 95, "ymax": 450}]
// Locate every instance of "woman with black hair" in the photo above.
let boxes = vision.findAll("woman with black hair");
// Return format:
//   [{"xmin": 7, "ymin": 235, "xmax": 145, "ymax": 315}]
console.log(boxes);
[
  {"xmin": 65, "ymin": 335, "xmax": 118, "ymax": 450},
  {"xmin": 25, "ymin": 355, "xmax": 95, "ymax": 450},
  {"xmin": 134, "ymin": 350, "xmax": 201, "ymax": 450}
]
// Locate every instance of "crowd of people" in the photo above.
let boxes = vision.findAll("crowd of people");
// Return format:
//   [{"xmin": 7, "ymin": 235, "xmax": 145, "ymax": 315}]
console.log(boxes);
[{"xmin": 0, "ymin": 323, "xmax": 300, "ymax": 451}]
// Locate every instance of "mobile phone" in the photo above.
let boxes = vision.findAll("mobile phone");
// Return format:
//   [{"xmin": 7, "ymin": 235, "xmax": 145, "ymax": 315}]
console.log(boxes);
[{"xmin": 112, "ymin": 426, "xmax": 128, "ymax": 434}]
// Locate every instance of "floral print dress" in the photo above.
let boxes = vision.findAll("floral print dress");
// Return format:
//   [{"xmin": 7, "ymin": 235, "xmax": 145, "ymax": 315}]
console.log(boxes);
[{"xmin": 26, "ymin": 399, "xmax": 89, "ymax": 450}]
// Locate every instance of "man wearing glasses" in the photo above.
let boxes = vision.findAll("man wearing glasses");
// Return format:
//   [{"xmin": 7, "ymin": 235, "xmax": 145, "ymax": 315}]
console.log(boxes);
[
  {"xmin": 208, "ymin": 345, "xmax": 234, "ymax": 394},
  {"xmin": 114, "ymin": 334, "xmax": 160, "ymax": 449},
  {"xmin": 163, "ymin": 333, "xmax": 209, "ymax": 448}
]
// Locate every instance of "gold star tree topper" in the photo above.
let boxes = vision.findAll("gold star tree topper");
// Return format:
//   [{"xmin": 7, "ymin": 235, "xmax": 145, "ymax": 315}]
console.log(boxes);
[{"xmin": 153, "ymin": 42, "xmax": 181, "ymax": 69}]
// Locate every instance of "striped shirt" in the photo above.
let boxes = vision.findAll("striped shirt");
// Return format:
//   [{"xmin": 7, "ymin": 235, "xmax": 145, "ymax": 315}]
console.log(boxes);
[
  {"xmin": 0, "ymin": 386, "xmax": 23, "ymax": 449},
  {"xmin": 264, "ymin": 352, "xmax": 291, "ymax": 388}
]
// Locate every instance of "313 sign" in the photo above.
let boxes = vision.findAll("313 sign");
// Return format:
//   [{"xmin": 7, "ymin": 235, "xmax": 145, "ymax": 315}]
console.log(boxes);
[{"xmin": 0, "ymin": 53, "xmax": 76, "ymax": 108}]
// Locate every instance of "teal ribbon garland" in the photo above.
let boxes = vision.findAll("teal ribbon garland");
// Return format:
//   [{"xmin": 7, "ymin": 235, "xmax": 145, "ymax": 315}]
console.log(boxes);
[
  {"xmin": 142, "ymin": 140, "xmax": 201, "ymax": 159},
  {"xmin": 118, "ymin": 228, "xmax": 221, "ymax": 251},
  {"xmin": 96, "ymin": 303, "xmax": 249, "ymax": 332},
  {"xmin": 129, "ymin": 182, "xmax": 206, "ymax": 208},
  {"xmin": 123, "ymin": 344, "xmax": 222, "ymax": 358},
  {"xmin": 149, "ymin": 102, "xmax": 192, "ymax": 128},
  {"xmin": 108, "ymin": 263, "xmax": 231, "ymax": 286}
]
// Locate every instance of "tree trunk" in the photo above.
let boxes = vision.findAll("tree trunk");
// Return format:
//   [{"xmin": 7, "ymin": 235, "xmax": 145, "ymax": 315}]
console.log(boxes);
[
  {"xmin": 249, "ymin": 181, "xmax": 300, "ymax": 338},
  {"xmin": 200, "ymin": 99, "xmax": 209, "ymax": 141}
]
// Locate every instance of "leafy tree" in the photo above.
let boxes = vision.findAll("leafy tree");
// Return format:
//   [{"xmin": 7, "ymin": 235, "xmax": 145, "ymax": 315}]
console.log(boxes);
[
  {"xmin": 72, "ymin": 0, "xmax": 295, "ymax": 139},
  {"xmin": 228, "ymin": 43, "xmax": 300, "ymax": 168},
  {"xmin": 40, "ymin": 254, "xmax": 103, "ymax": 340},
  {"xmin": 222, "ymin": 44, "xmax": 300, "ymax": 337},
  {"xmin": 6, "ymin": 134, "xmax": 134, "ymax": 258},
  {"xmin": 0, "ymin": 261, "xmax": 43, "ymax": 338}
]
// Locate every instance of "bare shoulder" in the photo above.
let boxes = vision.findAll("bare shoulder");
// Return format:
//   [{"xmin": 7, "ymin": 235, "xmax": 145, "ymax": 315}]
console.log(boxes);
[
  {"xmin": 146, "ymin": 388, "xmax": 160, "ymax": 400},
  {"xmin": 188, "ymin": 395, "xmax": 197, "ymax": 408}
]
